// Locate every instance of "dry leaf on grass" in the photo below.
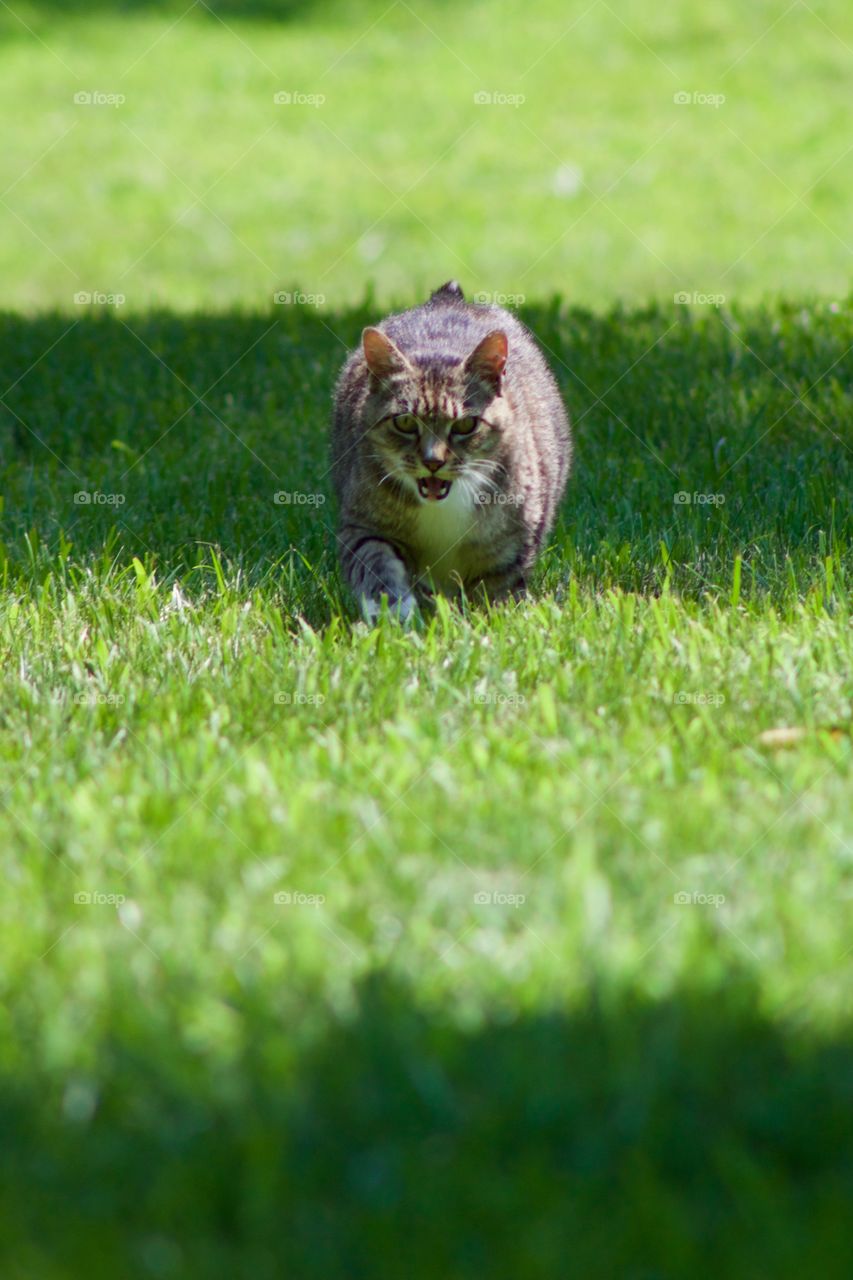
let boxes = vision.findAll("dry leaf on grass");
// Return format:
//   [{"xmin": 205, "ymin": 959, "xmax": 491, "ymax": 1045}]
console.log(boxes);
[{"xmin": 757, "ymin": 726, "xmax": 847, "ymax": 748}]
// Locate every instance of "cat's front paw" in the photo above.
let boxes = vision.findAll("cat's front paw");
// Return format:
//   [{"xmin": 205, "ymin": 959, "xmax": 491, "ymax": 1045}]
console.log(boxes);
[{"xmin": 360, "ymin": 592, "xmax": 418, "ymax": 625}]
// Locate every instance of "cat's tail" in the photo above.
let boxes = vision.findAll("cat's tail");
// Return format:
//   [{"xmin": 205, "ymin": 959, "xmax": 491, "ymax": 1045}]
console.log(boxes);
[{"xmin": 429, "ymin": 280, "xmax": 464, "ymax": 303}]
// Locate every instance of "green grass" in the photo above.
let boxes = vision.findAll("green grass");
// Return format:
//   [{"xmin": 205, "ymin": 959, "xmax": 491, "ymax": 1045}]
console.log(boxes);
[
  {"xmin": 1, "ymin": 297, "xmax": 852, "ymax": 1277},
  {"xmin": 2, "ymin": 1, "xmax": 853, "ymax": 1276},
  {"xmin": 1, "ymin": 0, "xmax": 851, "ymax": 309}
]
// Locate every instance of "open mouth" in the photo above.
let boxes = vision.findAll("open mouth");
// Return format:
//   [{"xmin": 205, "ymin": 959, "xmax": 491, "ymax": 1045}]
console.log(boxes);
[{"xmin": 417, "ymin": 476, "xmax": 452, "ymax": 502}]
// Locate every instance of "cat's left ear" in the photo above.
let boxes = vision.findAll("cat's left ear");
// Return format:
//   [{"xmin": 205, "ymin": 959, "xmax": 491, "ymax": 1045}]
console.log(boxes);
[
  {"xmin": 464, "ymin": 330, "xmax": 508, "ymax": 395},
  {"xmin": 362, "ymin": 328, "xmax": 410, "ymax": 380}
]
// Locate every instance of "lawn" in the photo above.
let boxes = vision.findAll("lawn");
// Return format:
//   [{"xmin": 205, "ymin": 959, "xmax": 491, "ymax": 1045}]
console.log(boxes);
[
  {"xmin": 1, "ymin": 0, "xmax": 851, "ymax": 308},
  {"xmin": 1, "ymin": 3, "xmax": 852, "ymax": 1278}
]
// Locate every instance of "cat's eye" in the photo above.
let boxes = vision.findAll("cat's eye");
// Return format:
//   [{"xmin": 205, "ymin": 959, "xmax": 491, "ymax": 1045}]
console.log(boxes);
[
  {"xmin": 450, "ymin": 416, "xmax": 479, "ymax": 436},
  {"xmin": 391, "ymin": 414, "xmax": 420, "ymax": 435}
]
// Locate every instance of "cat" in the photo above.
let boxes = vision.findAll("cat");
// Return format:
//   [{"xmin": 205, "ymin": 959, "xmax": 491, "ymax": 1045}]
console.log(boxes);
[{"xmin": 330, "ymin": 281, "xmax": 571, "ymax": 621}]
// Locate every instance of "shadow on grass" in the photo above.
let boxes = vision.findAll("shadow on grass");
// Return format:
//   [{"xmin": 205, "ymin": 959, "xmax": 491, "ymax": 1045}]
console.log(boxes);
[
  {"xmin": 3, "ymin": 0, "xmax": 323, "ymax": 22},
  {"xmin": 2, "ymin": 972, "xmax": 851, "ymax": 1278},
  {"xmin": 0, "ymin": 299, "xmax": 850, "ymax": 620}
]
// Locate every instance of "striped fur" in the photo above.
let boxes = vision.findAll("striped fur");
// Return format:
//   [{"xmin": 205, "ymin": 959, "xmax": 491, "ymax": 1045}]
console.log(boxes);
[{"xmin": 331, "ymin": 282, "xmax": 571, "ymax": 619}]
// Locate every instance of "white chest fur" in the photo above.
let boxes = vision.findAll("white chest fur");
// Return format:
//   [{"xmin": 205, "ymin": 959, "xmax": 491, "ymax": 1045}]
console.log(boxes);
[{"xmin": 410, "ymin": 483, "xmax": 479, "ymax": 588}]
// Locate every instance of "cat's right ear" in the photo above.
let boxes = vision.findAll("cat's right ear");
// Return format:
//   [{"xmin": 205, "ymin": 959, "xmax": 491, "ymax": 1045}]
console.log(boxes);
[{"xmin": 362, "ymin": 328, "xmax": 409, "ymax": 380}]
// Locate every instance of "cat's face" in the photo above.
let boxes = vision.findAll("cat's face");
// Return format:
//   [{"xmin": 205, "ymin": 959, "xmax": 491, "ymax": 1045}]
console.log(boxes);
[
  {"xmin": 370, "ymin": 406, "xmax": 503, "ymax": 503},
  {"xmin": 362, "ymin": 327, "xmax": 508, "ymax": 505}
]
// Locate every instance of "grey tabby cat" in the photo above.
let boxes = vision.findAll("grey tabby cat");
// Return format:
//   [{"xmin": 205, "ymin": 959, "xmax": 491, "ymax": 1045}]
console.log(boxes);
[{"xmin": 331, "ymin": 281, "xmax": 571, "ymax": 621}]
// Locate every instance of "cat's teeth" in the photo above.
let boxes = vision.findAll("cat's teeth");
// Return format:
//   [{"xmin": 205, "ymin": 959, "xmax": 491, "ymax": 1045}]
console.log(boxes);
[{"xmin": 417, "ymin": 477, "xmax": 452, "ymax": 501}]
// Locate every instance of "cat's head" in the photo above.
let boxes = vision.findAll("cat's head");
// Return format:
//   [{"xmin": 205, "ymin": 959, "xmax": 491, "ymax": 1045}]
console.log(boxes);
[{"xmin": 360, "ymin": 326, "xmax": 508, "ymax": 504}]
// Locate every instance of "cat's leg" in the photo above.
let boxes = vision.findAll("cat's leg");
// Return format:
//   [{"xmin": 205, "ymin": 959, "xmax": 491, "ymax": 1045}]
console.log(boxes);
[
  {"xmin": 338, "ymin": 525, "xmax": 416, "ymax": 623},
  {"xmin": 470, "ymin": 562, "xmax": 528, "ymax": 604}
]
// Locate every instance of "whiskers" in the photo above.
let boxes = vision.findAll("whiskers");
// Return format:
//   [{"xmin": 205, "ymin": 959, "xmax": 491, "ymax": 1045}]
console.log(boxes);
[
  {"xmin": 366, "ymin": 448, "xmax": 507, "ymax": 505},
  {"xmin": 366, "ymin": 450, "xmax": 405, "ymax": 490},
  {"xmin": 456, "ymin": 457, "xmax": 506, "ymax": 505}
]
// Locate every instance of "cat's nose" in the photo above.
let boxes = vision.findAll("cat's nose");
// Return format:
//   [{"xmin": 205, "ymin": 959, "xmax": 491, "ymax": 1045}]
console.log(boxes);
[{"xmin": 422, "ymin": 456, "xmax": 445, "ymax": 472}]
